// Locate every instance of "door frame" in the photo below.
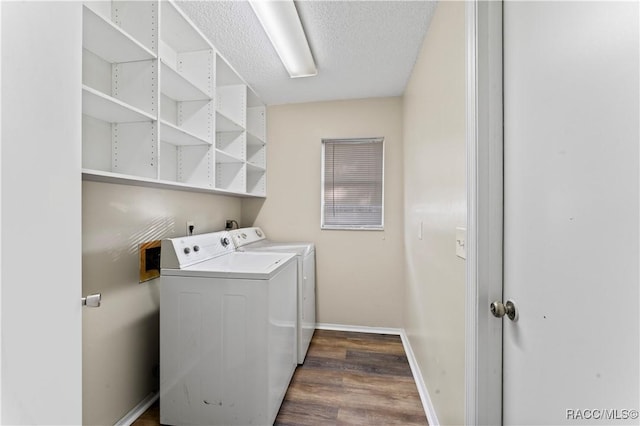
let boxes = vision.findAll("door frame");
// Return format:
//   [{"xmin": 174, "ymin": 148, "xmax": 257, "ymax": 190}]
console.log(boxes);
[
  {"xmin": 1, "ymin": 2, "xmax": 83, "ymax": 423},
  {"xmin": 465, "ymin": 1, "xmax": 504, "ymax": 424}
]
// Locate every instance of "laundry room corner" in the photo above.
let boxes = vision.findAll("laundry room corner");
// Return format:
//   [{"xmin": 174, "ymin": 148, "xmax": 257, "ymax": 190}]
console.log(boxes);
[{"xmin": 82, "ymin": 181, "xmax": 241, "ymax": 426}]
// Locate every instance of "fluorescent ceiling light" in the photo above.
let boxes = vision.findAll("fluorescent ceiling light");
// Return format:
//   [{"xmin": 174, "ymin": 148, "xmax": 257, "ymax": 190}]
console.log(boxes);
[{"xmin": 249, "ymin": 0, "xmax": 317, "ymax": 78}]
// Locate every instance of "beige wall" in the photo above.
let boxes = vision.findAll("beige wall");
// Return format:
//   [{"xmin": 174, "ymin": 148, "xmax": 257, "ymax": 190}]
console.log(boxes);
[
  {"xmin": 242, "ymin": 97, "xmax": 404, "ymax": 328},
  {"xmin": 82, "ymin": 181, "xmax": 241, "ymax": 425},
  {"xmin": 402, "ymin": 2, "xmax": 466, "ymax": 425}
]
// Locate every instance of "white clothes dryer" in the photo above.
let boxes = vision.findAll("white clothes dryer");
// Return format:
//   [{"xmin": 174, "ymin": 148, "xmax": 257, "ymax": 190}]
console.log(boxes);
[
  {"xmin": 229, "ymin": 227, "xmax": 316, "ymax": 364},
  {"xmin": 159, "ymin": 231, "xmax": 297, "ymax": 426}
]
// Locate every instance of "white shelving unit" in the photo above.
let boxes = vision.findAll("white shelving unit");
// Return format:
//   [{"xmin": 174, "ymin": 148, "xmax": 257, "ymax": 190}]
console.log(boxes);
[
  {"xmin": 82, "ymin": 1, "xmax": 158, "ymax": 179},
  {"xmin": 245, "ymin": 90, "xmax": 267, "ymax": 196},
  {"xmin": 81, "ymin": 0, "xmax": 267, "ymax": 197}
]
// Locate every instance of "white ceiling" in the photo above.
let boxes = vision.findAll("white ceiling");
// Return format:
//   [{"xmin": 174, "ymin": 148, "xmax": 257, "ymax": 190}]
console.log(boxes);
[{"xmin": 177, "ymin": 0, "xmax": 437, "ymax": 105}]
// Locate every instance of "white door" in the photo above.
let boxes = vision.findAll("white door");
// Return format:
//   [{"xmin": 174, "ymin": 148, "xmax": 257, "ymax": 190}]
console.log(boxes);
[
  {"xmin": 503, "ymin": 1, "xmax": 639, "ymax": 424},
  {"xmin": 1, "ymin": 2, "xmax": 83, "ymax": 424}
]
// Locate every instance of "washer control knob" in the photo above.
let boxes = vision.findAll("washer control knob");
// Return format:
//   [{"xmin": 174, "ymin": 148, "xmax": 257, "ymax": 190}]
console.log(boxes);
[
  {"xmin": 256, "ymin": 229, "xmax": 263, "ymax": 237},
  {"xmin": 193, "ymin": 245, "xmax": 200, "ymax": 252},
  {"xmin": 241, "ymin": 233, "xmax": 247, "ymax": 239},
  {"xmin": 221, "ymin": 237, "xmax": 230, "ymax": 247},
  {"xmin": 183, "ymin": 247, "xmax": 191, "ymax": 254}
]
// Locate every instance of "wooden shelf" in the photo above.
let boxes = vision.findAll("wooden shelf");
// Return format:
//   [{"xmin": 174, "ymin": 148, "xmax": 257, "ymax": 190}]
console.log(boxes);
[
  {"xmin": 82, "ymin": 6, "xmax": 156, "ymax": 63},
  {"xmin": 160, "ymin": 60, "xmax": 211, "ymax": 102},
  {"xmin": 160, "ymin": 120, "xmax": 211, "ymax": 146},
  {"xmin": 82, "ymin": 85, "xmax": 155, "ymax": 123}
]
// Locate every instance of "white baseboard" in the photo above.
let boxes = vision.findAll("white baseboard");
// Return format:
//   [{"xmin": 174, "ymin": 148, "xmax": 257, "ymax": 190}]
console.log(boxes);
[
  {"xmin": 400, "ymin": 329, "xmax": 440, "ymax": 426},
  {"xmin": 114, "ymin": 391, "xmax": 159, "ymax": 426},
  {"xmin": 316, "ymin": 323, "xmax": 439, "ymax": 425},
  {"xmin": 315, "ymin": 322, "xmax": 403, "ymax": 335}
]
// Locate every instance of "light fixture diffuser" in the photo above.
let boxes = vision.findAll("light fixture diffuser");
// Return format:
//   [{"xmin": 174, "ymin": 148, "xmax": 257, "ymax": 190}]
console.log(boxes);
[{"xmin": 249, "ymin": 0, "xmax": 317, "ymax": 78}]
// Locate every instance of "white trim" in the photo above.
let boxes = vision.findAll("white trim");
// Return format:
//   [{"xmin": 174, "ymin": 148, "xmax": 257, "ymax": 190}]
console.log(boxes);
[
  {"xmin": 114, "ymin": 392, "xmax": 159, "ymax": 426},
  {"xmin": 316, "ymin": 324, "xmax": 439, "ymax": 424},
  {"xmin": 465, "ymin": 1, "xmax": 504, "ymax": 425},
  {"xmin": 0, "ymin": 1, "xmax": 3, "ymax": 419},
  {"xmin": 464, "ymin": 2, "xmax": 479, "ymax": 423},
  {"xmin": 315, "ymin": 322, "xmax": 401, "ymax": 336},
  {"xmin": 399, "ymin": 330, "xmax": 440, "ymax": 426}
]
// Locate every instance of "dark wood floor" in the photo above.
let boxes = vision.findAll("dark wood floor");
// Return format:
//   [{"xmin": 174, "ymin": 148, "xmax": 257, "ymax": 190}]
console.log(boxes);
[{"xmin": 132, "ymin": 329, "xmax": 428, "ymax": 425}]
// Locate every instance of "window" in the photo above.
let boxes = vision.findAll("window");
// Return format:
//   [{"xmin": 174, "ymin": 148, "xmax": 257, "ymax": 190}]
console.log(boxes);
[{"xmin": 321, "ymin": 138, "xmax": 384, "ymax": 230}]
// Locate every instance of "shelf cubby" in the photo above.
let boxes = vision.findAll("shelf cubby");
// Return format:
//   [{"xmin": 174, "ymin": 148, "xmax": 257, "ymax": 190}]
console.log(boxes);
[
  {"xmin": 216, "ymin": 161, "xmax": 246, "ymax": 193},
  {"xmin": 216, "ymin": 131, "xmax": 246, "ymax": 161},
  {"xmin": 159, "ymin": 2, "xmax": 212, "ymax": 99},
  {"xmin": 111, "ymin": 122, "xmax": 158, "ymax": 178},
  {"xmin": 247, "ymin": 106, "xmax": 266, "ymax": 144},
  {"xmin": 160, "ymin": 142, "xmax": 213, "ymax": 187},
  {"xmin": 160, "ymin": 1, "xmax": 211, "ymax": 55},
  {"xmin": 246, "ymin": 166, "xmax": 266, "ymax": 196},
  {"xmin": 245, "ymin": 88, "xmax": 266, "ymax": 193},
  {"xmin": 83, "ymin": 5, "xmax": 156, "ymax": 64},
  {"xmin": 82, "ymin": 84, "xmax": 157, "ymax": 180},
  {"xmin": 82, "ymin": 51, "xmax": 157, "ymax": 118},
  {"xmin": 216, "ymin": 53, "xmax": 244, "ymax": 86},
  {"xmin": 216, "ymin": 111, "xmax": 244, "ymax": 133},
  {"xmin": 246, "ymin": 142, "xmax": 266, "ymax": 169},
  {"xmin": 160, "ymin": 60, "xmax": 211, "ymax": 102},
  {"xmin": 216, "ymin": 85, "xmax": 247, "ymax": 130},
  {"xmin": 111, "ymin": 1, "xmax": 158, "ymax": 55},
  {"xmin": 82, "ymin": 2, "xmax": 158, "ymax": 116}
]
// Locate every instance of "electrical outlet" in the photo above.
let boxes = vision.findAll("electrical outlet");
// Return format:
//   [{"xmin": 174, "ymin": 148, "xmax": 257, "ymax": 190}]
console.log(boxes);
[{"xmin": 186, "ymin": 221, "xmax": 195, "ymax": 236}]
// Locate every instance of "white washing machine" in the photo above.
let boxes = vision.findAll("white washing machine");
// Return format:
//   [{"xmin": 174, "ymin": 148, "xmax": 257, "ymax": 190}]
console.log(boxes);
[
  {"xmin": 159, "ymin": 231, "xmax": 297, "ymax": 426},
  {"xmin": 229, "ymin": 227, "xmax": 316, "ymax": 364}
]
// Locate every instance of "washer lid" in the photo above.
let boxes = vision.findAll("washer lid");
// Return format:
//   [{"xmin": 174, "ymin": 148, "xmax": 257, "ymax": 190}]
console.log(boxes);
[
  {"xmin": 236, "ymin": 240, "xmax": 315, "ymax": 256},
  {"xmin": 161, "ymin": 251, "xmax": 296, "ymax": 279}
]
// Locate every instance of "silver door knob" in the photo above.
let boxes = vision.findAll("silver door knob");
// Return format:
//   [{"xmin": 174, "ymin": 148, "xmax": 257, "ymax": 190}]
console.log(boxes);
[
  {"xmin": 82, "ymin": 293, "xmax": 101, "ymax": 307},
  {"xmin": 490, "ymin": 299, "xmax": 517, "ymax": 321}
]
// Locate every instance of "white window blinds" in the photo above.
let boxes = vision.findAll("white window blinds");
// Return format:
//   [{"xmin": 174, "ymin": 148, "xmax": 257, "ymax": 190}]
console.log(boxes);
[{"xmin": 321, "ymin": 138, "xmax": 384, "ymax": 230}]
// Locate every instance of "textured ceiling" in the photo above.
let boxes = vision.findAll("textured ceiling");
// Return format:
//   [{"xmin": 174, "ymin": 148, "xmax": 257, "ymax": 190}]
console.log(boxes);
[{"xmin": 177, "ymin": 0, "xmax": 437, "ymax": 105}]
